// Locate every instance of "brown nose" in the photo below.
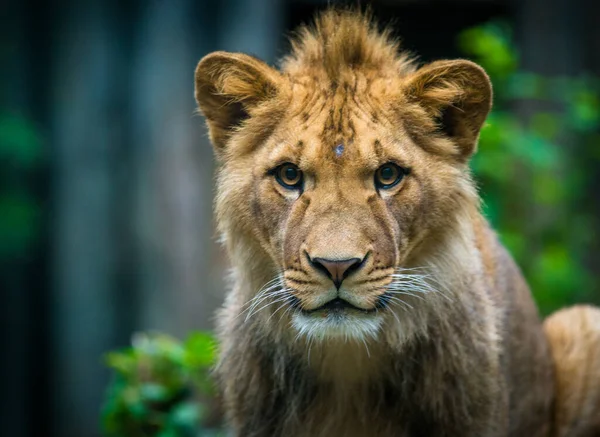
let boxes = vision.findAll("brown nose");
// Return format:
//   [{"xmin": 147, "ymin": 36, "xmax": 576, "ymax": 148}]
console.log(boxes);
[{"xmin": 310, "ymin": 257, "xmax": 364, "ymax": 289}]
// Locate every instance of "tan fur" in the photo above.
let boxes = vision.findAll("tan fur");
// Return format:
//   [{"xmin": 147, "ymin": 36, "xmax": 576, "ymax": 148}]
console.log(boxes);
[
  {"xmin": 194, "ymin": 9, "xmax": 600, "ymax": 437},
  {"xmin": 544, "ymin": 306, "xmax": 600, "ymax": 437}
]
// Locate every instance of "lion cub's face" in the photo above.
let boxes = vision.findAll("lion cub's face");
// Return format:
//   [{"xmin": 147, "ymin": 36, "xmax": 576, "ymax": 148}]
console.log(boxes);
[
  {"xmin": 195, "ymin": 50, "xmax": 491, "ymax": 341},
  {"xmin": 242, "ymin": 85, "xmax": 447, "ymax": 340}
]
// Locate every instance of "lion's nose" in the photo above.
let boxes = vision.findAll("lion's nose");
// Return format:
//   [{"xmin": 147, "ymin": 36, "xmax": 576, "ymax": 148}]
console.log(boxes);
[{"xmin": 309, "ymin": 256, "xmax": 365, "ymax": 289}]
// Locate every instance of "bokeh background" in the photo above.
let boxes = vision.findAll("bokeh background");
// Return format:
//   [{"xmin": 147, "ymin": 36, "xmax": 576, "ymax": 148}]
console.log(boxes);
[{"xmin": 2, "ymin": 0, "xmax": 599, "ymax": 436}]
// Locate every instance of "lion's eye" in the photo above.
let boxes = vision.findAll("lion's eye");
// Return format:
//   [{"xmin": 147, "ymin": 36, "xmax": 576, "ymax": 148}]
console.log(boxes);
[
  {"xmin": 275, "ymin": 163, "xmax": 303, "ymax": 189},
  {"xmin": 375, "ymin": 163, "xmax": 406, "ymax": 190}
]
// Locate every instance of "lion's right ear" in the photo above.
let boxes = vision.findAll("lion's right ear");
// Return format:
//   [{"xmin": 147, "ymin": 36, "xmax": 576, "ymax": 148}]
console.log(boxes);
[{"xmin": 195, "ymin": 52, "xmax": 283, "ymax": 153}]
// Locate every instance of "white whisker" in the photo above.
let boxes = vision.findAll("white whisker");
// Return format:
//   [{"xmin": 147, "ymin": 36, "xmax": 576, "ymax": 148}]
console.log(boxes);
[
  {"xmin": 267, "ymin": 295, "xmax": 294, "ymax": 323},
  {"xmin": 360, "ymin": 337, "xmax": 371, "ymax": 358},
  {"xmin": 307, "ymin": 335, "xmax": 316, "ymax": 363},
  {"xmin": 389, "ymin": 305, "xmax": 403, "ymax": 325},
  {"xmin": 385, "ymin": 294, "xmax": 414, "ymax": 311},
  {"xmin": 279, "ymin": 303, "xmax": 296, "ymax": 324},
  {"xmin": 234, "ymin": 274, "xmax": 294, "ymax": 323},
  {"xmin": 386, "ymin": 290, "xmax": 426, "ymax": 302},
  {"xmin": 245, "ymin": 291, "xmax": 291, "ymax": 322},
  {"xmin": 387, "ymin": 265, "xmax": 453, "ymax": 303},
  {"xmin": 251, "ymin": 293, "xmax": 293, "ymax": 317},
  {"xmin": 242, "ymin": 289, "xmax": 287, "ymax": 321}
]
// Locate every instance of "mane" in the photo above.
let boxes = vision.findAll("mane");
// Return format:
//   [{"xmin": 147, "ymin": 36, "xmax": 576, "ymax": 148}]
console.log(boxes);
[{"xmin": 281, "ymin": 9, "xmax": 416, "ymax": 80}]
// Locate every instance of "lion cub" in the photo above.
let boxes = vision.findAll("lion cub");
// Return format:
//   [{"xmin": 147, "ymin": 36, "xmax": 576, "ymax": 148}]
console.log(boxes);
[{"xmin": 194, "ymin": 9, "xmax": 600, "ymax": 437}]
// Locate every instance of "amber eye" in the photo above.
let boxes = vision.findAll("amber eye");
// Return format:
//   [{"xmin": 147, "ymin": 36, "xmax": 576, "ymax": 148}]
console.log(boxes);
[
  {"xmin": 274, "ymin": 163, "xmax": 303, "ymax": 190},
  {"xmin": 375, "ymin": 163, "xmax": 406, "ymax": 190}
]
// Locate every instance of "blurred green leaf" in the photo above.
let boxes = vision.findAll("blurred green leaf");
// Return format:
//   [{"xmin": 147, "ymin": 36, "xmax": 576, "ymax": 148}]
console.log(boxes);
[
  {"xmin": 567, "ymin": 90, "xmax": 600, "ymax": 132},
  {"xmin": 140, "ymin": 383, "xmax": 170, "ymax": 403},
  {"xmin": 170, "ymin": 402, "xmax": 202, "ymax": 429},
  {"xmin": 0, "ymin": 193, "xmax": 39, "ymax": 256},
  {"xmin": 458, "ymin": 22, "xmax": 518, "ymax": 80},
  {"xmin": 184, "ymin": 332, "xmax": 217, "ymax": 369},
  {"xmin": 529, "ymin": 113, "xmax": 561, "ymax": 140},
  {"xmin": 0, "ymin": 113, "xmax": 43, "ymax": 167}
]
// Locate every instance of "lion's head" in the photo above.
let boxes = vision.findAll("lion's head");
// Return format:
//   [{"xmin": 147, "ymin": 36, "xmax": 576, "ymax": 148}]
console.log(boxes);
[{"xmin": 195, "ymin": 11, "xmax": 491, "ymax": 343}]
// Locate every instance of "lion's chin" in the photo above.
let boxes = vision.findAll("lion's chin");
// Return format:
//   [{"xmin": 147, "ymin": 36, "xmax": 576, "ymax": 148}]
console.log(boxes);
[{"xmin": 291, "ymin": 309, "xmax": 383, "ymax": 342}]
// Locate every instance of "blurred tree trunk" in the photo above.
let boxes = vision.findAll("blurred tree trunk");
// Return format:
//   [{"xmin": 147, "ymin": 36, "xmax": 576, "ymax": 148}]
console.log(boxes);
[
  {"xmin": 517, "ymin": 0, "xmax": 583, "ymax": 75},
  {"xmin": 131, "ymin": 0, "xmax": 213, "ymax": 336},
  {"xmin": 51, "ymin": 1, "xmax": 123, "ymax": 436}
]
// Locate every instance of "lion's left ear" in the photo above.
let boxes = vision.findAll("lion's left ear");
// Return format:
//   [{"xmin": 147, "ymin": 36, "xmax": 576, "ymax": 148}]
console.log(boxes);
[{"xmin": 404, "ymin": 60, "xmax": 492, "ymax": 161}]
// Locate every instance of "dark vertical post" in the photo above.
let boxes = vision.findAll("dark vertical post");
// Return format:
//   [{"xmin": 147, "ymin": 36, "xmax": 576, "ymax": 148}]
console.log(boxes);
[{"xmin": 51, "ymin": 1, "xmax": 122, "ymax": 435}]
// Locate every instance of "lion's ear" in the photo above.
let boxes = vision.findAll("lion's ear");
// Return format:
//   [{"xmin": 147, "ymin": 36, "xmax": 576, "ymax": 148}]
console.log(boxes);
[
  {"xmin": 404, "ymin": 60, "xmax": 492, "ymax": 161},
  {"xmin": 195, "ymin": 52, "xmax": 283, "ymax": 153}
]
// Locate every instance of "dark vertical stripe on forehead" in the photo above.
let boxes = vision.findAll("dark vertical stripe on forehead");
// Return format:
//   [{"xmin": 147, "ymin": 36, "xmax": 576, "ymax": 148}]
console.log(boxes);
[
  {"xmin": 295, "ymin": 84, "xmax": 322, "ymax": 124},
  {"xmin": 374, "ymin": 139, "xmax": 384, "ymax": 161},
  {"xmin": 347, "ymin": 119, "xmax": 356, "ymax": 145},
  {"xmin": 348, "ymin": 89, "xmax": 374, "ymax": 124},
  {"xmin": 313, "ymin": 98, "xmax": 329, "ymax": 120},
  {"xmin": 362, "ymin": 77, "xmax": 386, "ymax": 126},
  {"xmin": 329, "ymin": 82, "xmax": 338, "ymax": 96},
  {"xmin": 320, "ymin": 81, "xmax": 359, "ymax": 152},
  {"xmin": 325, "ymin": 108, "xmax": 335, "ymax": 132},
  {"xmin": 336, "ymin": 84, "xmax": 350, "ymax": 134},
  {"xmin": 337, "ymin": 107, "xmax": 344, "ymax": 135},
  {"xmin": 319, "ymin": 105, "xmax": 336, "ymax": 152},
  {"xmin": 294, "ymin": 84, "xmax": 311, "ymax": 115}
]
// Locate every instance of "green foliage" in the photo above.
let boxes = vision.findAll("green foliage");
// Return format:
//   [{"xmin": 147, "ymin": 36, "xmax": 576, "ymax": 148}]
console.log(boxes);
[
  {"xmin": 460, "ymin": 22, "xmax": 600, "ymax": 314},
  {"xmin": 0, "ymin": 114, "xmax": 43, "ymax": 166},
  {"xmin": 101, "ymin": 332, "xmax": 222, "ymax": 437},
  {"xmin": 0, "ymin": 113, "xmax": 43, "ymax": 258}
]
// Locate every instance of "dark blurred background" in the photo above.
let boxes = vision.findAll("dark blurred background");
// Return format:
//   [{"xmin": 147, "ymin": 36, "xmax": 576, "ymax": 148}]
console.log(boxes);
[{"xmin": 2, "ymin": 0, "xmax": 599, "ymax": 436}]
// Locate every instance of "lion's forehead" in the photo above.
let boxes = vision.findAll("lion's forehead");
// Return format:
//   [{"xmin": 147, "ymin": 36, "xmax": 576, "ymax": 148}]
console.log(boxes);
[
  {"xmin": 289, "ymin": 76, "xmax": 392, "ymax": 133},
  {"xmin": 269, "ymin": 78, "xmax": 415, "ymax": 168}
]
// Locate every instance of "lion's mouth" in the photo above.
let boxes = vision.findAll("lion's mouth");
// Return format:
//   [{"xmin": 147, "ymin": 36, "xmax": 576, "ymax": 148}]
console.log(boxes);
[
  {"xmin": 290, "ymin": 295, "xmax": 388, "ymax": 340},
  {"xmin": 300, "ymin": 297, "xmax": 382, "ymax": 315}
]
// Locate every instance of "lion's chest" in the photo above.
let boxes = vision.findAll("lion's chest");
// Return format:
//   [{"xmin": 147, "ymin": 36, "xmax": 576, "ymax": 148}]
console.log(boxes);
[{"xmin": 289, "ymin": 383, "xmax": 410, "ymax": 437}]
